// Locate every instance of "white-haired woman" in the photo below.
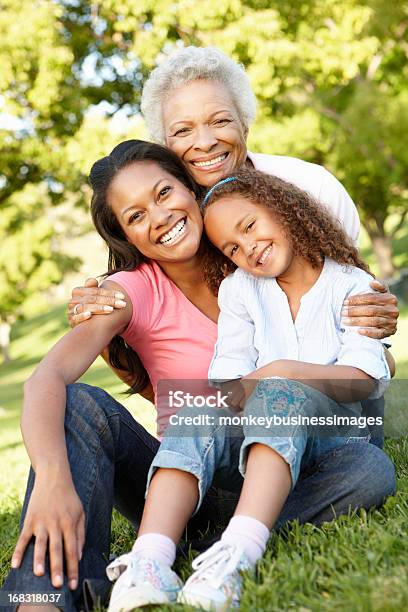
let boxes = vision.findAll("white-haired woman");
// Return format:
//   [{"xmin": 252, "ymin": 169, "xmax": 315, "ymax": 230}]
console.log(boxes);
[
  {"xmin": 4, "ymin": 47, "xmax": 397, "ymax": 612},
  {"xmin": 73, "ymin": 45, "xmax": 397, "ymax": 343}
]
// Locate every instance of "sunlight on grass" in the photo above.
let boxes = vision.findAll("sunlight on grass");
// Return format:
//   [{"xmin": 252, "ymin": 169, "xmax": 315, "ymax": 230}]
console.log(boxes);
[{"xmin": 1, "ymin": 301, "xmax": 407, "ymax": 608}]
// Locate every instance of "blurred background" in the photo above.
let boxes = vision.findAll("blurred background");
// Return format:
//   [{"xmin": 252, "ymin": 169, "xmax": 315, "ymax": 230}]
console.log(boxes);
[{"xmin": 0, "ymin": 0, "xmax": 407, "ymax": 502}]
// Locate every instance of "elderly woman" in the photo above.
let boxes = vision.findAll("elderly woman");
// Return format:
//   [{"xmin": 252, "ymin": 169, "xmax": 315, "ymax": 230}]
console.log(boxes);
[
  {"xmin": 73, "ymin": 46, "xmax": 397, "ymax": 434},
  {"xmin": 3, "ymin": 48, "xmax": 397, "ymax": 611}
]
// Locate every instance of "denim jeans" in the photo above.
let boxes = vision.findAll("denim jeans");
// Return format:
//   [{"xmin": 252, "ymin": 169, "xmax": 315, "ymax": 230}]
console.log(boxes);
[
  {"xmin": 147, "ymin": 379, "xmax": 378, "ymax": 514},
  {"xmin": 2, "ymin": 383, "xmax": 395, "ymax": 611}
]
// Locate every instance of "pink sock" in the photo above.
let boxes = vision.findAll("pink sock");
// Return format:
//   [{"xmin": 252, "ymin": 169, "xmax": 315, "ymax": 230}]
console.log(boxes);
[
  {"xmin": 221, "ymin": 515, "xmax": 270, "ymax": 566},
  {"xmin": 132, "ymin": 533, "xmax": 176, "ymax": 567}
]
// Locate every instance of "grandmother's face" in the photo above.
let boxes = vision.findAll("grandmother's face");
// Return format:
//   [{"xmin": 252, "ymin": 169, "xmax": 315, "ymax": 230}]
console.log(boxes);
[{"xmin": 163, "ymin": 80, "xmax": 248, "ymax": 187}]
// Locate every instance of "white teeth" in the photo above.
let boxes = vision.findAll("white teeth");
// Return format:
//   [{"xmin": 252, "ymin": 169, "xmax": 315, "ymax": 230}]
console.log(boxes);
[
  {"xmin": 159, "ymin": 218, "xmax": 187, "ymax": 245},
  {"xmin": 259, "ymin": 244, "xmax": 272, "ymax": 264},
  {"xmin": 192, "ymin": 153, "xmax": 227, "ymax": 167}
]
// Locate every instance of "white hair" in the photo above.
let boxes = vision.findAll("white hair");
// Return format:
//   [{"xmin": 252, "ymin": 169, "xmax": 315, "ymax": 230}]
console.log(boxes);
[{"xmin": 141, "ymin": 46, "xmax": 257, "ymax": 144}]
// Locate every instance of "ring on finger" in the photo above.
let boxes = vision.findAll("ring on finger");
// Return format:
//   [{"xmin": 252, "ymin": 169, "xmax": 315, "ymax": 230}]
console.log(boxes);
[{"xmin": 73, "ymin": 304, "xmax": 81, "ymax": 315}]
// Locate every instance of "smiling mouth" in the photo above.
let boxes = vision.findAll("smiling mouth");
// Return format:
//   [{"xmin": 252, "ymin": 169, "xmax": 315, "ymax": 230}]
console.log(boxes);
[
  {"xmin": 257, "ymin": 243, "xmax": 273, "ymax": 265},
  {"xmin": 158, "ymin": 217, "xmax": 187, "ymax": 246},
  {"xmin": 191, "ymin": 153, "xmax": 228, "ymax": 168}
]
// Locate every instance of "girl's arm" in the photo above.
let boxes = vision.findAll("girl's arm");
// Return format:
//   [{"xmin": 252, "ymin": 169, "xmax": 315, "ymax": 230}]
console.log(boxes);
[
  {"xmin": 208, "ymin": 272, "xmax": 258, "ymax": 383},
  {"xmin": 243, "ymin": 360, "xmax": 375, "ymax": 404},
  {"xmin": 12, "ymin": 280, "xmax": 132, "ymax": 591}
]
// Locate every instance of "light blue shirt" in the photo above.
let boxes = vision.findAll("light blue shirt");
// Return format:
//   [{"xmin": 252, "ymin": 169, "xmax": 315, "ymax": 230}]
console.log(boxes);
[{"xmin": 209, "ymin": 259, "xmax": 390, "ymax": 398}]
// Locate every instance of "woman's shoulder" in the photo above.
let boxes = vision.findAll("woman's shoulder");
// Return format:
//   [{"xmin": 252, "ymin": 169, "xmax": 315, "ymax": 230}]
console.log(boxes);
[
  {"xmin": 108, "ymin": 261, "xmax": 166, "ymax": 297},
  {"xmin": 248, "ymin": 151, "xmax": 328, "ymax": 181},
  {"xmin": 107, "ymin": 262, "xmax": 169, "ymax": 337}
]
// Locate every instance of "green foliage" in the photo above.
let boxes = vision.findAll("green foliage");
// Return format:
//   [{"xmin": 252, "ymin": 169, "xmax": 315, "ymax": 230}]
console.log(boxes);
[
  {"xmin": 0, "ymin": 183, "xmax": 80, "ymax": 321},
  {"xmin": 1, "ymin": 0, "xmax": 407, "ymax": 322},
  {"xmin": 62, "ymin": 0, "xmax": 408, "ymax": 275},
  {"xmin": 0, "ymin": 0, "xmax": 147, "ymax": 324}
]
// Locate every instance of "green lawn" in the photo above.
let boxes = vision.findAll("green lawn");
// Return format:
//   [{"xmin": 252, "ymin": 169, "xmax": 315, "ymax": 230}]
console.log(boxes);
[{"xmin": 1, "ymin": 304, "xmax": 408, "ymax": 610}]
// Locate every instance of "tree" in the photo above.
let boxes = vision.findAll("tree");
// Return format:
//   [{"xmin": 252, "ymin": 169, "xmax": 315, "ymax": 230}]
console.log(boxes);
[
  {"xmin": 69, "ymin": 0, "xmax": 407, "ymax": 277},
  {"xmin": 1, "ymin": 0, "xmax": 407, "ymax": 355},
  {"xmin": 326, "ymin": 83, "xmax": 408, "ymax": 278},
  {"xmin": 0, "ymin": 0, "xmax": 82, "ymax": 358},
  {"xmin": 0, "ymin": 0, "xmax": 145, "ymax": 360}
]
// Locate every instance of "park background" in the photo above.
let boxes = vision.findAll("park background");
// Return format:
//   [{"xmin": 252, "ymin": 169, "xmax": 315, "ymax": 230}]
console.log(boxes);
[{"xmin": 1, "ymin": 0, "xmax": 408, "ymax": 609}]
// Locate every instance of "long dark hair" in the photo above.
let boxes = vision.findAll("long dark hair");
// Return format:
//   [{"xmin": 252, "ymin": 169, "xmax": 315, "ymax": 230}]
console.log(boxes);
[{"xmin": 89, "ymin": 139, "xmax": 202, "ymax": 394}]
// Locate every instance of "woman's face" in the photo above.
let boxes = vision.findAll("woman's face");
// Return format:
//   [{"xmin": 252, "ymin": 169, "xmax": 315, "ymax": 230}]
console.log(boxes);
[
  {"xmin": 204, "ymin": 195, "xmax": 293, "ymax": 278},
  {"xmin": 163, "ymin": 80, "xmax": 248, "ymax": 187},
  {"xmin": 108, "ymin": 161, "xmax": 203, "ymax": 264}
]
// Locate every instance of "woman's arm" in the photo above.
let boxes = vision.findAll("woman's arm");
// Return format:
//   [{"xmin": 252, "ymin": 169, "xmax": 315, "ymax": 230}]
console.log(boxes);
[
  {"xmin": 23, "ymin": 297, "xmax": 131, "ymax": 472},
  {"xmin": 68, "ymin": 278, "xmax": 399, "ymax": 346},
  {"xmin": 342, "ymin": 279, "xmax": 399, "ymax": 340},
  {"xmin": 13, "ymin": 281, "xmax": 132, "ymax": 590}
]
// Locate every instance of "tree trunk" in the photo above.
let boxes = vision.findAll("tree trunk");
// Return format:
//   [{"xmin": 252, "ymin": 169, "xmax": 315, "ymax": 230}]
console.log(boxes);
[
  {"xmin": 0, "ymin": 321, "xmax": 11, "ymax": 363},
  {"xmin": 369, "ymin": 234, "xmax": 395, "ymax": 280}
]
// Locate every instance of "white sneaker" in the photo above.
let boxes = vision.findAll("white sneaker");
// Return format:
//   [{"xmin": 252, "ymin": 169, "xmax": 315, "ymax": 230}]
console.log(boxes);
[
  {"xmin": 178, "ymin": 541, "xmax": 251, "ymax": 611},
  {"xmin": 106, "ymin": 552, "xmax": 183, "ymax": 612}
]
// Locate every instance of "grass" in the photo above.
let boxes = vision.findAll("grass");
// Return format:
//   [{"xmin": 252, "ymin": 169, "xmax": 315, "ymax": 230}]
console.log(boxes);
[{"xmin": 1, "ymin": 304, "xmax": 408, "ymax": 610}]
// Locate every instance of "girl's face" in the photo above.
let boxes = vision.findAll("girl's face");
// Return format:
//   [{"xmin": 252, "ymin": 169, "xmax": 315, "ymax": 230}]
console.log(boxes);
[
  {"xmin": 108, "ymin": 161, "xmax": 203, "ymax": 263},
  {"xmin": 163, "ymin": 80, "xmax": 248, "ymax": 188},
  {"xmin": 204, "ymin": 195, "xmax": 294, "ymax": 278}
]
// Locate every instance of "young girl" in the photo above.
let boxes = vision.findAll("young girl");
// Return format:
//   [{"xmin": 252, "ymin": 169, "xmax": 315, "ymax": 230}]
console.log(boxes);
[{"xmin": 106, "ymin": 169, "xmax": 391, "ymax": 612}]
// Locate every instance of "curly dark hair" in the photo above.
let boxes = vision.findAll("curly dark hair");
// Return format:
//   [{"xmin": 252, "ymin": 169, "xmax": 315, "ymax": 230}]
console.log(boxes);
[{"xmin": 201, "ymin": 168, "xmax": 371, "ymax": 293}]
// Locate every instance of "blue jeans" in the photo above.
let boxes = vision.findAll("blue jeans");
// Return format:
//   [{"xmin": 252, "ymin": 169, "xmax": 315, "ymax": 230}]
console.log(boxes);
[
  {"xmin": 2, "ymin": 383, "xmax": 395, "ymax": 611},
  {"xmin": 147, "ymin": 379, "xmax": 381, "ymax": 515}
]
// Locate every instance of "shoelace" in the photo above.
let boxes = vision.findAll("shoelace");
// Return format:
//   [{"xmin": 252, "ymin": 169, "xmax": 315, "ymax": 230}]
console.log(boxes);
[{"xmin": 185, "ymin": 542, "xmax": 245, "ymax": 590}]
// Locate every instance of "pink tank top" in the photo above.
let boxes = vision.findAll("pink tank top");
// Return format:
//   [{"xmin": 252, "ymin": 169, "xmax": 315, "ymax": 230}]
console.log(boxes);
[{"xmin": 109, "ymin": 261, "xmax": 218, "ymax": 436}]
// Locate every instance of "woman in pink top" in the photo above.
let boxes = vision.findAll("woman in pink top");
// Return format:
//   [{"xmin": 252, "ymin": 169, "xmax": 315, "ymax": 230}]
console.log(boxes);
[{"xmin": 3, "ymin": 139, "xmax": 396, "ymax": 612}]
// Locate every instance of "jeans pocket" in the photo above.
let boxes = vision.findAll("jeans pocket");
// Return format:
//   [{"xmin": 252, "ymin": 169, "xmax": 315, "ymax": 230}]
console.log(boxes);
[{"xmin": 345, "ymin": 433, "xmax": 371, "ymax": 444}]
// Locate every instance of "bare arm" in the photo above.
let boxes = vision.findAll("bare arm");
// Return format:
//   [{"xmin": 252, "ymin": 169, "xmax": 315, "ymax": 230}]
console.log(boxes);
[
  {"xmin": 13, "ymin": 280, "xmax": 132, "ymax": 590},
  {"xmin": 242, "ymin": 360, "xmax": 375, "ymax": 404},
  {"xmin": 23, "ymin": 298, "xmax": 131, "ymax": 471}
]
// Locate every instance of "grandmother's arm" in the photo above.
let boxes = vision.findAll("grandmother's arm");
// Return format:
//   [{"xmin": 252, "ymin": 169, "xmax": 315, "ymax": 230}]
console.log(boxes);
[{"xmin": 341, "ymin": 281, "xmax": 399, "ymax": 342}]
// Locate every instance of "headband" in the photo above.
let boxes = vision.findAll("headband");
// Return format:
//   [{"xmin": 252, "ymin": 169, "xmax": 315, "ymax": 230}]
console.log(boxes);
[{"xmin": 203, "ymin": 176, "xmax": 238, "ymax": 205}]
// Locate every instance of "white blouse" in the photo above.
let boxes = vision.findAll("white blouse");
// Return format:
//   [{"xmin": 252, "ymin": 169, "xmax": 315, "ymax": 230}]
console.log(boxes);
[{"xmin": 209, "ymin": 259, "xmax": 390, "ymax": 398}]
